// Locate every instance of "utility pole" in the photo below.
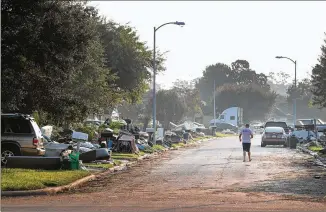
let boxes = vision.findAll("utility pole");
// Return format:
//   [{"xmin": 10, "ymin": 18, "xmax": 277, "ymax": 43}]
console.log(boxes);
[
  {"xmin": 293, "ymin": 60, "xmax": 297, "ymax": 128},
  {"xmin": 275, "ymin": 56, "xmax": 297, "ymax": 127},
  {"xmin": 152, "ymin": 21, "xmax": 185, "ymax": 145},
  {"xmin": 152, "ymin": 26, "xmax": 157, "ymax": 145},
  {"xmin": 213, "ymin": 80, "xmax": 216, "ymax": 127}
]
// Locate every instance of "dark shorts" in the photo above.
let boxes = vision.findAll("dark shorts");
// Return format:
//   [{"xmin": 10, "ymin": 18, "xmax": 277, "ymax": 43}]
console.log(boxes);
[{"xmin": 242, "ymin": 143, "xmax": 251, "ymax": 152}]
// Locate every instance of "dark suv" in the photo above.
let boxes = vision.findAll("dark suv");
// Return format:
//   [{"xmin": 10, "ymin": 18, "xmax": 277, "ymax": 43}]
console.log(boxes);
[
  {"xmin": 264, "ymin": 121, "xmax": 290, "ymax": 134},
  {"xmin": 1, "ymin": 113, "xmax": 45, "ymax": 165}
]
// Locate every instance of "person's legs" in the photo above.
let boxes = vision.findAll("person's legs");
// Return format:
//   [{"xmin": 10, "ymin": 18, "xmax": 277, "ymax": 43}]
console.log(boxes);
[
  {"xmin": 242, "ymin": 143, "xmax": 246, "ymax": 162},
  {"xmin": 248, "ymin": 143, "xmax": 252, "ymax": 161}
]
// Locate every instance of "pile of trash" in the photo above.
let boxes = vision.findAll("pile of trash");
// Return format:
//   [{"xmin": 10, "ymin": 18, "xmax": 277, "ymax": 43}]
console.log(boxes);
[{"xmin": 41, "ymin": 126, "xmax": 112, "ymax": 169}]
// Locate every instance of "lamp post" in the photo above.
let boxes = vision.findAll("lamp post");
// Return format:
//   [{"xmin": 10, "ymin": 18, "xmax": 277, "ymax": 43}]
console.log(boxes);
[
  {"xmin": 152, "ymin": 21, "xmax": 185, "ymax": 145},
  {"xmin": 275, "ymin": 56, "xmax": 297, "ymax": 127}
]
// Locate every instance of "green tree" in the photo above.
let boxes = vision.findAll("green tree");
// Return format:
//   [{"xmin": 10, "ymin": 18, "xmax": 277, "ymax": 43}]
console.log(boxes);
[
  {"xmin": 214, "ymin": 84, "xmax": 277, "ymax": 122},
  {"xmin": 196, "ymin": 60, "xmax": 270, "ymax": 116},
  {"xmin": 172, "ymin": 79, "xmax": 202, "ymax": 119},
  {"xmin": 1, "ymin": 1, "xmax": 109, "ymax": 121},
  {"xmin": 1, "ymin": 1, "xmax": 166, "ymax": 126},
  {"xmin": 287, "ymin": 78, "xmax": 326, "ymax": 120},
  {"xmin": 195, "ymin": 63, "xmax": 235, "ymax": 103},
  {"xmin": 97, "ymin": 20, "xmax": 165, "ymax": 104},
  {"xmin": 311, "ymin": 33, "xmax": 326, "ymax": 108},
  {"xmin": 156, "ymin": 89, "xmax": 187, "ymax": 129}
]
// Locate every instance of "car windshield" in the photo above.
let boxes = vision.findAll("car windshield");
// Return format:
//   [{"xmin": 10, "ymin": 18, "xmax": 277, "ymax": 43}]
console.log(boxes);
[{"xmin": 265, "ymin": 127, "xmax": 284, "ymax": 133}]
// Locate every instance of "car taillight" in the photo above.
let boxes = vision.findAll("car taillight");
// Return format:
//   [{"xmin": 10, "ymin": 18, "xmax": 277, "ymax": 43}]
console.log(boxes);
[{"xmin": 33, "ymin": 138, "xmax": 39, "ymax": 146}]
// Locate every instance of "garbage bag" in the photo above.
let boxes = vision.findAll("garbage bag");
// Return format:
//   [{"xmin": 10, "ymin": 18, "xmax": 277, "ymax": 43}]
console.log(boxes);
[
  {"xmin": 80, "ymin": 142, "xmax": 95, "ymax": 149},
  {"xmin": 78, "ymin": 147, "xmax": 93, "ymax": 153}
]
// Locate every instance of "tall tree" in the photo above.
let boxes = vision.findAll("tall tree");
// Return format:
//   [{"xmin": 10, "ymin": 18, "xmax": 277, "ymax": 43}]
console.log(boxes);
[
  {"xmin": 97, "ymin": 20, "xmax": 165, "ymax": 104},
  {"xmin": 1, "ymin": 0, "xmax": 108, "ymax": 121},
  {"xmin": 1, "ymin": 0, "xmax": 166, "ymax": 125},
  {"xmin": 156, "ymin": 89, "xmax": 186, "ymax": 129},
  {"xmin": 287, "ymin": 78, "xmax": 326, "ymax": 120},
  {"xmin": 195, "ymin": 63, "xmax": 235, "ymax": 103},
  {"xmin": 311, "ymin": 33, "xmax": 326, "ymax": 108},
  {"xmin": 196, "ymin": 59, "xmax": 270, "ymax": 116},
  {"xmin": 172, "ymin": 79, "xmax": 202, "ymax": 119},
  {"xmin": 215, "ymin": 84, "xmax": 277, "ymax": 122}
]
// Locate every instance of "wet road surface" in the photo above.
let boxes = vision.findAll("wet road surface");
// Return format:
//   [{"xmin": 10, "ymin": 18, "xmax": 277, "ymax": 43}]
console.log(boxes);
[{"xmin": 2, "ymin": 135, "xmax": 326, "ymax": 212}]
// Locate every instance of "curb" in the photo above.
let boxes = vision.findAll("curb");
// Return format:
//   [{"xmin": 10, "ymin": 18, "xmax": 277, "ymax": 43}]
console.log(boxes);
[
  {"xmin": 297, "ymin": 146, "xmax": 326, "ymax": 168},
  {"xmin": 2, "ymin": 137, "xmax": 215, "ymax": 197}
]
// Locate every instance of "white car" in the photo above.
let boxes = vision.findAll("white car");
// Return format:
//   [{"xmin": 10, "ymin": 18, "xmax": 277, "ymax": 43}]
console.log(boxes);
[{"xmin": 261, "ymin": 126, "xmax": 287, "ymax": 147}]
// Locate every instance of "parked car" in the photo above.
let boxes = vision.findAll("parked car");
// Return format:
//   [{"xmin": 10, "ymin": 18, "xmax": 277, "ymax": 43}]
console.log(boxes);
[
  {"xmin": 1, "ymin": 113, "xmax": 45, "ymax": 165},
  {"xmin": 263, "ymin": 121, "xmax": 290, "ymax": 135},
  {"xmin": 210, "ymin": 122, "xmax": 238, "ymax": 132},
  {"xmin": 261, "ymin": 126, "xmax": 287, "ymax": 147}
]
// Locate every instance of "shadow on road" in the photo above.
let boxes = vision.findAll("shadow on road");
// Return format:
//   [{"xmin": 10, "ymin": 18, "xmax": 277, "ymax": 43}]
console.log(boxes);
[{"xmin": 232, "ymin": 159, "xmax": 326, "ymax": 198}]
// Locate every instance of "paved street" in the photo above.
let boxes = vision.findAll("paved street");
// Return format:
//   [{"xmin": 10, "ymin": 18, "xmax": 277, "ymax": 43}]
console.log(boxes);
[{"xmin": 2, "ymin": 136, "xmax": 326, "ymax": 212}]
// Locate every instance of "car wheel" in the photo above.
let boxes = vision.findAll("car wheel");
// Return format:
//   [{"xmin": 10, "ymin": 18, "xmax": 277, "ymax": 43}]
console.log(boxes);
[
  {"xmin": 1, "ymin": 145, "xmax": 21, "ymax": 166},
  {"xmin": 261, "ymin": 142, "xmax": 266, "ymax": 147}
]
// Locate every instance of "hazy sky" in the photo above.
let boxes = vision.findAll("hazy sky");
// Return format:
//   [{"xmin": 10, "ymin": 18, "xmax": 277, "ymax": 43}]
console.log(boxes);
[{"xmin": 90, "ymin": 1, "xmax": 326, "ymax": 88}]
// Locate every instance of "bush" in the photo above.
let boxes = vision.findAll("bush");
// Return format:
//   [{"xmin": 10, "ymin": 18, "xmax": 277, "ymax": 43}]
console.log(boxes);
[{"xmin": 109, "ymin": 121, "xmax": 125, "ymax": 129}]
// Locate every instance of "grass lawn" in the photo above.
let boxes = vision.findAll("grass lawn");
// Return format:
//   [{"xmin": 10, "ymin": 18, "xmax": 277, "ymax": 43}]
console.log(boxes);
[
  {"xmin": 171, "ymin": 143, "xmax": 185, "ymax": 148},
  {"xmin": 152, "ymin": 145, "xmax": 166, "ymax": 151},
  {"xmin": 308, "ymin": 146, "xmax": 324, "ymax": 152},
  {"xmin": 1, "ymin": 169, "xmax": 90, "ymax": 191},
  {"xmin": 111, "ymin": 153, "xmax": 140, "ymax": 160},
  {"xmin": 85, "ymin": 160, "xmax": 122, "ymax": 169}
]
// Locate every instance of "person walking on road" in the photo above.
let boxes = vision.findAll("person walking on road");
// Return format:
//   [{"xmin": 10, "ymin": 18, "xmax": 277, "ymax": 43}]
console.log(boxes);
[{"xmin": 239, "ymin": 123, "xmax": 253, "ymax": 162}]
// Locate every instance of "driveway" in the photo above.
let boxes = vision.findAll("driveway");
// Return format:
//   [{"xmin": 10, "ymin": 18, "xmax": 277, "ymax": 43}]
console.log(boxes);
[{"xmin": 2, "ymin": 135, "xmax": 326, "ymax": 212}]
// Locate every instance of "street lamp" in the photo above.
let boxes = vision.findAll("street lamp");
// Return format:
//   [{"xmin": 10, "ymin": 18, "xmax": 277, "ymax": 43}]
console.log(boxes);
[
  {"xmin": 275, "ymin": 56, "xmax": 297, "ymax": 127},
  {"xmin": 152, "ymin": 21, "xmax": 185, "ymax": 145}
]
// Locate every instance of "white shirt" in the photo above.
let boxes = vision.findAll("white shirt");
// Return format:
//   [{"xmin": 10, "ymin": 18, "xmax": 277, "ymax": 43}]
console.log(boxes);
[{"xmin": 241, "ymin": 128, "xmax": 253, "ymax": 143}]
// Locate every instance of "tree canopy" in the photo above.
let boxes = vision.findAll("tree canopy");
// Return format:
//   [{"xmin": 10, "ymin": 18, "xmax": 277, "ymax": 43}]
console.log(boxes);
[
  {"xmin": 196, "ymin": 60, "xmax": 270, "ymax": 104},
  {"xmin": 214, "ymin": 84, "xmax": 277, "ymax": 122},
  {"xmin": 311, "ymin": 33, "xmax": 326, "ymax": 108},
  {"xmin": 195, "ymin": 59, "xmax": 273, "ymax": 121},
  {"xmin": 1, "ymin": 0, "xmax": 165, "ymax": 125},
  {"xmin": 156, "ymin": 89, "xmax": 187, "ymax": 129}
]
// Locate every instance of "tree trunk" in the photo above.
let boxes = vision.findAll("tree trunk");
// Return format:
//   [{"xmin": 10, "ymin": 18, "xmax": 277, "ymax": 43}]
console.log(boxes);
[{"xmin": 143, "ymin": 117, "xmax": 150, "ymax": 131}]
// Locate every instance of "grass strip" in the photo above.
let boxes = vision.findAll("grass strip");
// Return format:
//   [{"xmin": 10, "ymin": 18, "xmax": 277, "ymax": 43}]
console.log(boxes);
[
  {"xmin": 308, "ymin": 146, "xmax": 324, "ymax": 152},
  {"xmin": 1, "ymin": 169, "xmax": 90, "ymax": 191}
]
